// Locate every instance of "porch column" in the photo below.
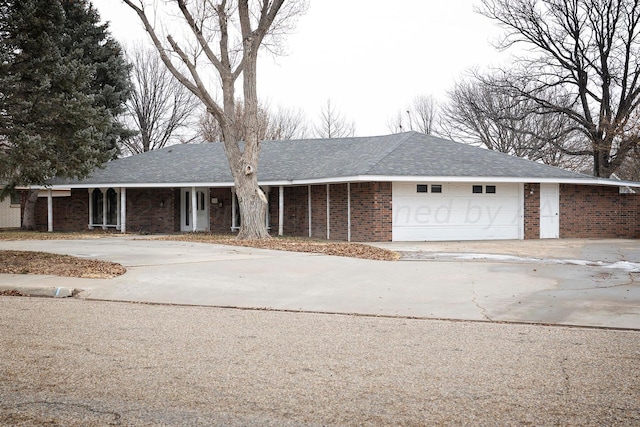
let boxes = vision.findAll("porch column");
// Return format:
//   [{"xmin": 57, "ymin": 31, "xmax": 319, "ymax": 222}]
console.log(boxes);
[
  {"xmin": 326, "ymin": 184, "xmax": 330, "ymax": 240},
  {"xmin": 120, "ymin": 188, "xmax": 126, "ymax": 234},
  {"xmin": 347, "ymin": 183, "xmax": 351, "ymax": 242},
  {"xmin": 264, "ymin": 186, "xmax": 270, "ymax": 228},
  {"xmin": 231, "ymin": 188, "xmax": 237, "ymax": 231},
  {"xmin": 116, "ymin": 188, "xmax": 121, "ymax": 230},
  {"xmin": 191, "ymin": 186, "xmax": 197, "ymax": 232},
  {"xmin": 101, "ymin": 188, "xmax": 107, "ymax": 230},
  {"xmin": 88, "ymin": 188, "xmax": 93, "ymax": 230},
  {"xmin": 308, "ymin": 185, "xmax": 312, "ymax": 237},
  {"xmin": 278, "ymin": 185, "xmax": 284, "ymax": 236},
  {"xmin": 47, "ymin": 189, "xmax": 53, "ymax": 232}
]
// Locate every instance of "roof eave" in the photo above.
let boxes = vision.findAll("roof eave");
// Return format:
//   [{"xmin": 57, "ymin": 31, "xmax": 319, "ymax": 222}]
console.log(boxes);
[
  {"xmin": 34, "ymin": 175, "xmax": 640, "ymax": 189},
  {"xmin": 286, "ymin": 175, "xmax": 640, "ymax": 188}
]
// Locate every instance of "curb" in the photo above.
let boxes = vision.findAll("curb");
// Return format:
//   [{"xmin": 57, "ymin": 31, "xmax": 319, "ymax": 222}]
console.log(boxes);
[{"xmin": 0, "ymin": 284, "xmax": 76, "ymax": 298}]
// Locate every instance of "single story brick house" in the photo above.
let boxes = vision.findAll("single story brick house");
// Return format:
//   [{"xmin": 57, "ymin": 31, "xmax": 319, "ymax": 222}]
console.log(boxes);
[{"xmin": 31, "ymin": 131, "xmax": 640, "ymax": 241}]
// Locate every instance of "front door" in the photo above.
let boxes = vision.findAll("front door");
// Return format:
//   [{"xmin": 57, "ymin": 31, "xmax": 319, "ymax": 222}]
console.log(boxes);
[
  {"xmin": 180, "ymin": 188, "xmax": 209, "ymax": 232},
  {"xmin": 540, "ymin": 183, "xmax": 559, "ymax": 238}
]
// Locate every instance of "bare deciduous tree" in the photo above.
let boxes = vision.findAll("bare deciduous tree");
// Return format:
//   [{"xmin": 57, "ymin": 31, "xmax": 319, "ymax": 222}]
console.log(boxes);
[
  {"xmin": 386, "ymin": 110, "xmax": 406, "ymax": 134},
  {"xmin": 120, "ymin": 45, "xmax": 200, "ymax": 155},
  {"xmin": 387, "ymin": 95, "xmax": 438, "ymax": 135},
  {"xmin": 440, "ymin": 76, "xmax": 591, "ymax": 171},
  {"xmin": 123, "ymin": 0, "xmax": 305, "ymax": 239},
  {"xmin": 266, "ymin": 105, "xmax": 308, "ymax": 140},
  {"xmin": 200, "ymin": 101, "xmax": 307, "ymax": 142},
  {"xmin": 617, "ymin": 151, "xmax": 640, "ymax": 181},
  {"xmin": 408, "ymin": 95, "xmax": 437, "ymax": 134},
  {"xmin": 314, "ymin": 99, "xmax": 355, "ymax": 139},
  {"xmin": 200, "ymin": 99, "xmax": 270, "ymax": 143},
  {"xmin": 479, "ymin": 0, "xmax": 640, "ymax": 177}
]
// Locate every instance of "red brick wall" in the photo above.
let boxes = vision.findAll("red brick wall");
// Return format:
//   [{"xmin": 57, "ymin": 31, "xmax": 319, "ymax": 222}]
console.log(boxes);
[
  {"xmin": 523, "ymin": 183, "xmax": 540, "ymax": 239},
  {"xmin": 328, "ymin": 183, "xmax": 349, "ymax": 240},
  {"xmin": 266, "ymin": 182, "xmax": 393, "ymax": 242},
  {"xmin": 34, "ymin": 189, "xmax": 89, "ymax": 232},
  {"xmin": 268, "ymin": 186, "xmax": 309, "ymax": 236},
  {"xmin": 125, "ymin": 188, "xmax": 177, "ymax": 234},
  {"xmin": 34, "ymin": 188, "xmax": 179, "ymax": 233},
  {"xmin": 351, "ymin": 182, "xmax": 392, "ymax": 242},
  {"xmin": 560, "ymin": 184, "xmax": 639, "ymax": 238},
  {"xmin": 209, "ymin": 188, "xmax": 234, "ymax": 234},
  {"xmin": 309, "ymin": 184, "xmax": 328, "ymax": 239}
]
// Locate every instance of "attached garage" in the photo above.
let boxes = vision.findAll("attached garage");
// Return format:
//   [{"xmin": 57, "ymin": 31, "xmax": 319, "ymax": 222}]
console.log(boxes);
[{"xmin": 392, "ymin": 182, "xmax": 523, "ymax": 241}]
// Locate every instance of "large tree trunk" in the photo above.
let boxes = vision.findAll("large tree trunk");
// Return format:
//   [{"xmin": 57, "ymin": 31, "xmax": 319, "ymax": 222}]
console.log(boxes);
[
  {"xmin": 123, "ymin": 0, "xmax": 290, "ymax": 240},
  {"xmin": 234, "ymin": 19, "xmax": 269, "ymax": 240},
  {"xmin": 235, "ymin": 173, "xmax": 269, "ymax": 240},
  {"xmin": 21, "ymin": 189, "xmax": 39, "ymax": 230}
]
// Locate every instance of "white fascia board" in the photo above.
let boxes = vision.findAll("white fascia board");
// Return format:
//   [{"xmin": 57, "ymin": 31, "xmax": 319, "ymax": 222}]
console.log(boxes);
[
  {"xmin": 286, "ymin": 175, "xmax": 640, "ymax": 188},
  {"xmin": 36, "ymin": 175, "xmax": 640, "ymax": 189},
  {"xmin": 35, "ymin": 182, "xmax": 237, "ymax": 190},
  {"xmin": 309, "ymin": 175, "xmax": 640, "ymax": 188},
  {"xmin": 435, "ymin": 176, "xmax": 640, "ymax": 188}
]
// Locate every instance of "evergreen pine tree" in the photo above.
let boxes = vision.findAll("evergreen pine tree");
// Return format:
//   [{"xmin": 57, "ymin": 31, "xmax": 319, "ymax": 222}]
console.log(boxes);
[{"xmin": 0, "ymin": 0, "xmax": 130, "ymax": 228}]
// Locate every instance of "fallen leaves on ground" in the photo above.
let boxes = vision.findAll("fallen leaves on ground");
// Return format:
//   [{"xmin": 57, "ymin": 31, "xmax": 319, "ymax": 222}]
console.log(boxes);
[
  {"xmin": 0, "ymin": 231, "xmax": 118, "ymax": 241},
  {"xmin": 156, "ymin": 234, "xmax": 400, "ymax": 261},
  {"xmin": 0, "ymin": 250, "xmax": 126, "ymax": 279},
  {"xmin": 0, "ymin": 289, "xmax": 27, "ymax": 296},
  {"xmin": 0, "ymin": 231, "xmax": 400, "ymax": 262}
]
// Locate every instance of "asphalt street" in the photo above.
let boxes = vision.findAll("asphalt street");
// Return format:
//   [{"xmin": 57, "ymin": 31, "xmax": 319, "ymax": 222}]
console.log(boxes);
[
  {"xmin": 1, "ymin": 237, "xmax": 639, "ymax": 425},
  {"xmin": 1, "ymin": 297, "xmax": 639, "ymax": 426}
]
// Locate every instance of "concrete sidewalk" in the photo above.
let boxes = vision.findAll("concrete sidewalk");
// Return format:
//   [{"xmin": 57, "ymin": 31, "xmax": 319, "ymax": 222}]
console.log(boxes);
[{"xmin": 1, "ymin": 237, "xmax": 639, "ymax": 329}]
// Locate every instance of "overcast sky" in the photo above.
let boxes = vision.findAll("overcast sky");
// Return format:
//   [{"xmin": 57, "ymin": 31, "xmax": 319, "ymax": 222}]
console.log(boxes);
[{"xmin": 92, "ymin": 0, "xmax": 507, "ymax": 137}]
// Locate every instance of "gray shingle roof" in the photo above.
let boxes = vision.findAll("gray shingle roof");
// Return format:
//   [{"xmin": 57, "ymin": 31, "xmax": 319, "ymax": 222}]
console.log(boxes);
[{"xmin": 50, "ymin": 131, "xmax": 610, "ymax": 186}]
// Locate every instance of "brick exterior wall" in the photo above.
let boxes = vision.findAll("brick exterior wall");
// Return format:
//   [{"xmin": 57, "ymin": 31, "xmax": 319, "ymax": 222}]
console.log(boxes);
[
  {"xmin": 34, "ymin": 189, "xmax": 89, "ymax": 232},
  {"xmin": 309, "ymin": 184, "xmax": 328, "ymax": 238},
  {"xmin": 266, "ymin": 182, "xmax": 393, "ymax": 242},
  {"xmin": 351, "ymin": 182, "xmax": 392, "ymax": 242},
  {"xmin": 32, "ymin": 182, "xmax": 639, "ymax": 241},
  {"xmin": 559, "ymin": 184, "xmax": 639, "ymax": 238},
  {"xmin": 267, "ymin": 186, "xmax": 309, "ymax": 236},
  {"xmin": 328, "ymin": 183, "xmax": 349, "ymax": 240},
  {"xmin": 209, "ymin": 188, "xmax": 234, "ymax": 234},
  {"xmin": 523, "ymin": 183, "xmax": 540, "ymax": 239},
  {"xmin": 33, "ymin": 187, "xmax": 179, "ymax": 234},
  {"xmin": 126, "ymin": 188, "xmax": 177, "ymax": 234}
]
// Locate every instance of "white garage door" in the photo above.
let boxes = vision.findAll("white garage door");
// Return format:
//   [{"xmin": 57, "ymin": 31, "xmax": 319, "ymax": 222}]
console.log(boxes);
[{"xmin": 392, "ymin": 182, "xmax": 523, "ymax": 241}]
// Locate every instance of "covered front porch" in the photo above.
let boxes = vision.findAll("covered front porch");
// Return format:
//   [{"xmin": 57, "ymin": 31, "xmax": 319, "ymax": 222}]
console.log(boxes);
[{"xmin": 36, "ymin": 182, "xmax": 393, "ymax": 241}]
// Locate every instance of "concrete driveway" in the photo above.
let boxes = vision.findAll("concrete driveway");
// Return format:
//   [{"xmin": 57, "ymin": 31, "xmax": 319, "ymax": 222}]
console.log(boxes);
[{"xmin": 0, "ymin": 237, "xmax": 639, "ymax": 329}]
